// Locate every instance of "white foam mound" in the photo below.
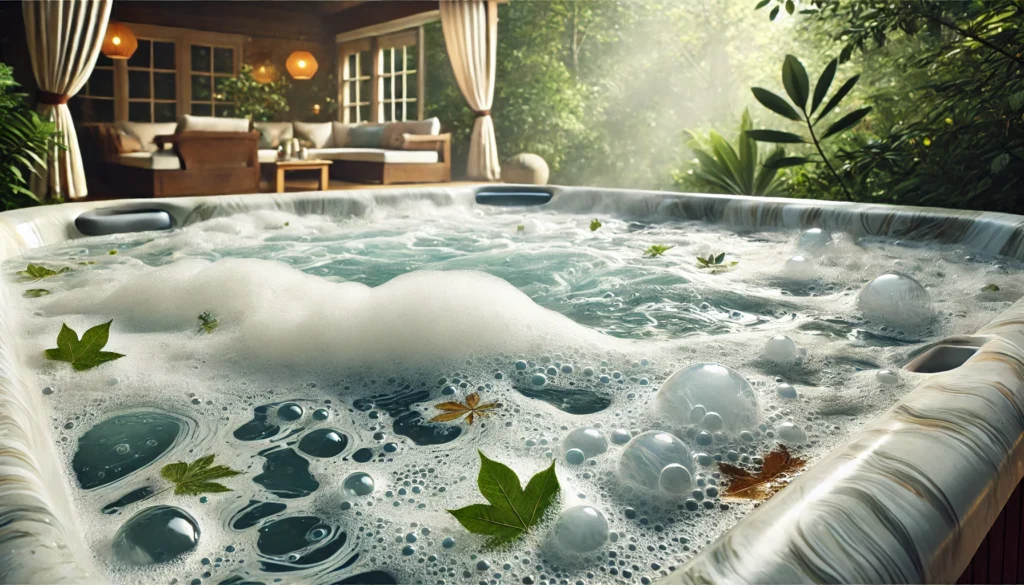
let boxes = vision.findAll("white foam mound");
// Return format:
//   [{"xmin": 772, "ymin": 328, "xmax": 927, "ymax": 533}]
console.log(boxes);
[{"xmin": 39, "ymin": 258, "xmax": 623, "ymax": 368}]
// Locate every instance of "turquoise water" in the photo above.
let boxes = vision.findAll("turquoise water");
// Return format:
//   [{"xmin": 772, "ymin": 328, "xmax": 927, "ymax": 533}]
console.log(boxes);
[{"xmin": 7, "ymin": 206, "xmax": 1023, "ymax": 585}]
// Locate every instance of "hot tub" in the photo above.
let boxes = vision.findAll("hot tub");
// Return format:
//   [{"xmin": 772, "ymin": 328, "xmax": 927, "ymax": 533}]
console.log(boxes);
[{"xmin": 0, "ymin": 185, "xmax": 1021, "ymax": 584}]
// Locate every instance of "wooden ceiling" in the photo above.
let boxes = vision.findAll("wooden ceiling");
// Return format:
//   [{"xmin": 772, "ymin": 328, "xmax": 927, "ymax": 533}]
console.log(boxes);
[{"xmin": 114, "ymin": 0, "xmax": 439, "ymax": 43}]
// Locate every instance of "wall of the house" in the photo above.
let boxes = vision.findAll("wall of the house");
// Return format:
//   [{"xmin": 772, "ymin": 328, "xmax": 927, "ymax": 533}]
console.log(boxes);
[{"xmin": 0, "ymin": 2, "xmax": 40, "ymax": 104}]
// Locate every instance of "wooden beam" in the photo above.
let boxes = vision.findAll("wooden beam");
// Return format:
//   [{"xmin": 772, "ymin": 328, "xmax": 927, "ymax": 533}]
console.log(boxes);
[
  {"xmin": 329, "ymin": 1, "xmax": 438, "ymax": 35},
  {"xmin": 115, "ymin": 2, "xmax": 332, "ymax": 43}
]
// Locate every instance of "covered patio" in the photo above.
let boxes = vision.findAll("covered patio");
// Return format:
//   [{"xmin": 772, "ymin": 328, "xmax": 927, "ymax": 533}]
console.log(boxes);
[{"xmin": 0, "ymin": 0, "xmax": 508, "ymax": 201}]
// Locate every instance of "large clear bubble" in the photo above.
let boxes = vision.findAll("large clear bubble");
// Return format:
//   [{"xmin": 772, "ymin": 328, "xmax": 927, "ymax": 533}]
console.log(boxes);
[
  {"xmin": 783, "ymin": 255, "xmax": 817, "ymax": 281},
  {"xmin": 561, "ymin": 427, "xmax": 608, "ymax": 459},
  {"xmin": 856, "ymin": 273, "xmax": 933, "ymax": 327},
  {"xmin": 654, "ymin": 363, "xmax": 759, "ymax": 432},
  {"xmin": 617, "ymin": 431, "xmax": 694, "ymax": 493},
  {"xmin": 796, "ymin": 228, "xmax": 833, "ymax": 252},
  {"xmin": 553, "ymin": 505, "xmax": 609, "ymax": 553}
]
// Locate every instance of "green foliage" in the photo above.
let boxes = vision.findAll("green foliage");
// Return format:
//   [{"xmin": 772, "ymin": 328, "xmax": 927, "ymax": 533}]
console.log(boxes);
[
  {"xmin": 696, "ymin": 252, "xmax": 739, "ymax": 271},
  {"xmin": 23, "ymin": 288, "xmax": 50, "ymax": 298},
  {"xmin": 17, "ymin": 263, "xmax": 70, "ymax": 281},
  {"xmin": 0, "ymin": 62, "xmax": 63, "ymax": 209},
  {"xmin": 198, "ymin": 312, "xmax": 218, "ymax": 334},
  {"xmin": 590, "ymin": 218, "xmax": 602, "ymax": 231},
  {"xmin": 219, "ymin": 64, "xmax": 290, "ymax": 122},
  {"xmin": 286, "ymin": 72, "xmax": 338, "ymax": 123},
  {"xmin": 44, "ymin": 321, "xmax": 124, "ymax": 371},
  {"xmin": 675, "ymin": 110, "xmax": 786, "ymax": 195},
  {"xmin": 644, "ymin": 244, "xmax": 674, "ymax": 258},
  {"xmin": 448, "ymin": 452, "xmax": 559, "ymax": 547},
  {"xmin": 160, "ymin": 455, "xmax": 241, "ymax": 496},
  {"xmin": 749, "ymin": 55, "xmax": 869, "ymax": 200}
]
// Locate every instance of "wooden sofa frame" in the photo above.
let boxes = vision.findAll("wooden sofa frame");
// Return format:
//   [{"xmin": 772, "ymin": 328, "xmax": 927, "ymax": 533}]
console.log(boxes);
[
  {"xmin": 83, "ymin": 125, "xmax": 260, "ymax": 198},
  {"xmin": 328, "ymin": 133, "xmax": 452, "ymax": 185}
]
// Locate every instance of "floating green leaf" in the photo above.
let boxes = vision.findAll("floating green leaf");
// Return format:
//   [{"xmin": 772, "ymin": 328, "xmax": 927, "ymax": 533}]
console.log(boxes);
[
  {"xmin": 23, "ymin": 288, "xmax": 50, "ymax": 298},
  {"xmin": 644, "ymin": 244, "xmax": 674, "ymax": 258},
  {"xmin": 198, "ymin": 312, "xmax": 219, "ymax": 334},
  {"xmin": 516, "ymin": 224, "xmax": 525, "ymax": 233},
  {"xmin": 17, "ymin": 263, "xmax": 70, "ymax": 282},
  {"xmin": 44, "ymin": 321, "xmax": 125, "ymax": 371},
  {"xmin": 160, "ymin": 455, "xmax": 241, "ymax": 496},
  {"xmin": 108, "ymin": 250, "xmax": 117, "ymax": 255},
  {"xmin": 448, "ymin": 452, "xmax": 559, "ymax": 547},
  {"xmin": 982, "ymin": 283, "xmax": 1000, "ymax": 292},
  {"xmin": 590, "ymin": 218, "xmax": 602, "ymax": 231}
]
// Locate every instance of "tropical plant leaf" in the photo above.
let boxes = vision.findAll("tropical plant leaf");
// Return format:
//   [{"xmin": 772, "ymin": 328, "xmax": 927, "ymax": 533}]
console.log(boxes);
[
  {"xmin": 820, "ymin": 107, "xmax": 872, "ymax": 140},
  {"xmin": 448, "ymin": 452, "xmax": 559, "ymax": 547},
  {"xmin": 811, "ymin": 59, "xmax": 838, "ymax": 114},
  {"xmin": 714, "ymin": 252, "xmax": 726, "ymax": 264},
  {"xmin": 160, "ymin": 454, "xmax": 241, "ymax": 496},
  {"xmin": 754, "ymin": 0, "xmax": 770, "ymax": 8},
  {"xmin": 17, "ymin": 263, "xmax": 70, "ymax": 282},
  {"xmin": 429, "ymin": 392, "xmax": 500, "ymax": 425},
  {"xmin": 751, "ymin": 87, "xmax": 802, "ymax": 122},
  {"xmin": 815, "ymin": 75, "xmax": 860, "ymax": 124},
  {"xmin": 763, "ymin": 156, "xmax": 813, "ymax": 169},
  {"xmin": 719, "ymin": 445, "xmax": 805, "ymax": 500},
  {"xmin": 745, "ymin": 130, "xmax": 806, "ymax": 144},
  {"xmin": 782, "ymin": 55, "xmax": 810, "ymax": 112},
  {"xmin": 769, "ymin": 5, "xmax": 779, "ymax": 20},
  {"xmin": 44, "ymin": 321, "xmax": 125, "ymax": 371},
  {"xmin": 197, "ymin": 312, "xmax": 218, "ymax": 334}
]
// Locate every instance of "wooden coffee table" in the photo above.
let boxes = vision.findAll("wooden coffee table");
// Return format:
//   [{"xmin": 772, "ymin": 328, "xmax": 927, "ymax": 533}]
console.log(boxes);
[{"xmin": 273, "ymin": 159, "xmax": 332, "ymax": 193}]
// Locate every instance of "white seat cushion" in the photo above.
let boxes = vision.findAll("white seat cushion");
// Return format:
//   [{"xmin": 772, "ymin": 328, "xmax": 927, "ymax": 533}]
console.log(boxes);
[
  {"xmin": 176, "ymin": 115, "xmax": 250, "ymax": 133},
  {"xmin": 117, "ymin": 122, "xmax": 178, "ymax": 152},
  {"xmin": 258, "ymin": 149, "xmax": 279, "ymax": 164},
  {"xmin": 117, "ymin": 152, "xmax": 181, "ymax": 170},
  {"xmin": 310, "ymin": 148, "xmax": 438, "ymax": 164}
]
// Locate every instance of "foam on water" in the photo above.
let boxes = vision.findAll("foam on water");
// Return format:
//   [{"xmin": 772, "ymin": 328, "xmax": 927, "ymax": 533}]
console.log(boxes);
[{"xmin": 6, "ymin": 203, "xmax": 1024, "ymax": 585}]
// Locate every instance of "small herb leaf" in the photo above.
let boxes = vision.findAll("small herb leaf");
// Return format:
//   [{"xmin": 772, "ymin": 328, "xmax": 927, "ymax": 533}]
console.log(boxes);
[
  {"xmin": 18, "ymin": 263, "xmax": 70, "ymax": 282},
  {"xmin": 198, "ymin": 312, "xmax": 219, "ymax": 334},
  {"xmin": 429, "ymin": 392, "xmax": 499, "ymax": 426},
  {"xmin": 590, "ymin": 218, "xmax": 602, "ymax": 231},
  {"xmin": 160, "ymin": 454, "xmax": 241, "ymax": 496},
  {"xmin": 644, "ymin": 245, "xmax": 674, "ymax": 258},
  {"xmin": 23, "ymin": 288, "xmax": 51, "ymax": 298},
  {"xmin": 714, "ymin": 252, "xmax": 726, "ymax": 265},
  {"xmin": 44, "ymin": 321, "xmax": 125, "ymax": 371}
]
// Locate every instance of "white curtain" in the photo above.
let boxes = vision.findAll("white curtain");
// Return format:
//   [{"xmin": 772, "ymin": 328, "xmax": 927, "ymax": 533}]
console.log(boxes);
[
  {"xmin": 23, "ymin": 0, "xmax": 112, "ymax": 201},
  {"xmin": 440, "ymin": 0, "xmax": 500, "ymax": 181}
]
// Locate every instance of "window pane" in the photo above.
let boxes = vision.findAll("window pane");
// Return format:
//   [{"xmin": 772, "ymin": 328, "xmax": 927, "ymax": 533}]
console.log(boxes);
[
  {"xmin": 153, "ymin": 41, "xmax": 175, "ymax": 70},
  {"xmin": 383, "ymin": 79, "xmax": 392, "ymax": 100},
  {"xmin": 382, "ymin": 48, "xmax": 391, "ymax": 71},
  {"xmin": 154, "ymin": 102, "xmax": 177, "ymax": 123},
  {"xmin": 213, "ymin": 47, "xmax": 234, "ymax": 74},
  {"xmin": 191, "ymin": 75, "xmax": 211, "ymax": 101},
  {"xmin": 128, "ymin": 70, "xmax": 151, "ymax": 99},
  {"xmin": 89, "ymin": 68, "xmax": 114, "ymax": 97},
  {"xmin": 358, "ymin": 105, "xmax": 370, "ymax": 122},
  {"xmin": 346, "ymin": 106, "xmax": 357, "ymax": 122},
  {"xmin": 70, "ymin": 97, "xmax": 113, "ymax": 123},
  {"xmin": 347, "ymin": 54, "xmax": 356, "ymax": 78},
  {"xmin": 128, "ymin": 39, "xmax": 151, "ymax": 68},
  {"xmin": 395, "ymin": 79, "xmax": 404, "ymax": 100},
  {"xmin": 191, "ymin": 103, "xmax": 212, "ymax": 116},
  {"xmin": 154, "ymin": 72, "xmax": 176, "ymax": 100},
  {"xmin": 407, "ymin": 73, "xmax": 417, "ymax": 100},
  {"xmin": 128, "ymin": 101, "xmax": 151, "ymax": 122},
  {"xmin": 215, "ymin": 104, "xmax": 236, "ymax": 118},
  {"xmin": 405, "ymin": 46, "xmax": 417, "ymax": 72},
  {"xmin": 95, "ymin": 53, "xmax": 113, "ymax": 68},
  {"xmin": 191, "ymin": 45, "xmax": 211, "ymax": 72},
  {"xmin": 359, "ymin": 51, "xmax": 371, "ymax": 76},
  {"xmin": 395, "ymin": 48, "xmax": 405, "ymax": 73},
  {"xmin": 359, "ymin": 80, "xmax": 370, "ymax": 102}
]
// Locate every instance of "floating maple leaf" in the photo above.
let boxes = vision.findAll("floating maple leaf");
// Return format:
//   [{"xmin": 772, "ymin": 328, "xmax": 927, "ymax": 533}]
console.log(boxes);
[
  {"xmin": 429, "ymin": 392, "xmax": 499, "ymax": 425},
  {"xmin": 719, "ymin": 444, "xmax": 806, "ymax": 501}
]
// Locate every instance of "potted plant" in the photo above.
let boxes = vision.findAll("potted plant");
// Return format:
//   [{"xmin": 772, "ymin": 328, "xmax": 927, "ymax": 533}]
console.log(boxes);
[{"xmin": 0, "ymin": 62, "xmax": 63, "ymax": 208}]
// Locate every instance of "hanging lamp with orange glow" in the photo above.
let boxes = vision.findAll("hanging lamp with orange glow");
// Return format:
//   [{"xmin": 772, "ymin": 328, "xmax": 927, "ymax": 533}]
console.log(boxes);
[
  {"xmin": 285, "ymin": 51, "xmax": 318, "ymax": 80},
  {"xmin": 101, "ymin": 22, "xmax": 139, "ymax": 60},
  {"xmin": 251, "ymin": 61, "xmax": 278, "ymax": 84}
]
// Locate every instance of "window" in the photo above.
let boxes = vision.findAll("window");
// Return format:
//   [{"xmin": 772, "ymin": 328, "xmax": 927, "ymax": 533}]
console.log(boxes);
[
  {"xmin": 71, "ymin": 53, "xmax": 115, "ymax": 122},
  {"xmin": 127, "ymin": 39, "xmax": 178, "ymax": 122},
  {"xmin": 341, "ymin": 41, "xmax": 372, "ymax": 123},
  {"xmin": 379, "ymin": 43, "xmax": 418, "ymax": 122},
  {"xmin": 190, "ymin": 44, "xmax": 236, "ymax": 117}
]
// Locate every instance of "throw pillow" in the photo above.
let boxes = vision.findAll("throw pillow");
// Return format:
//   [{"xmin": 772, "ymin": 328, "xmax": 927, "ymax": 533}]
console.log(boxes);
[
  {"xmin": 254, "ymin": 122, "xmax": 294, "ymax": 149},
  {"xmin": 116, "ymin": 131, "xmax": 143, "ymax": 153},
  {"xmin": 293, "ymin": 121, "xmax": 334, "ymax": 148},
  {"xmin": 348, "ymin": 125, "xmax": 384, "ymax": 148}
]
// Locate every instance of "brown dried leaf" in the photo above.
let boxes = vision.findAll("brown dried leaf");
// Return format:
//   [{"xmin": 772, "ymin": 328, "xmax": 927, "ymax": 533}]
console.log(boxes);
[
  {"xmin": 429, "ymin": 392, "xmax": 500, "ymax": 426},
  {"xmin": 720, "ymin": 445, "xmax": 806, "ymax": 501},
  {"xmin": 429, "ymin": 410, "xmax": 470, "ymax": 423}
]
